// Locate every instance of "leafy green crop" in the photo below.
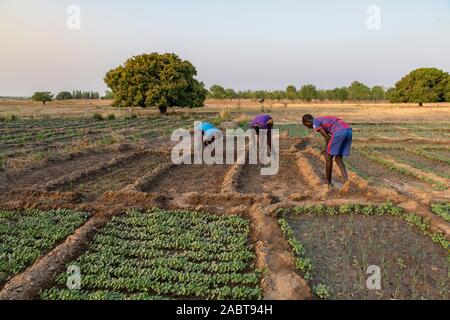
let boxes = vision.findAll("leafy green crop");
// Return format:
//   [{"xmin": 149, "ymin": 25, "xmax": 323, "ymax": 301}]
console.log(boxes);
[
  {"xmin": 431, "ymin": 203, "xmax": 450, "ymax": 223},
  {"xmin": 41, "ymin": 209, "xmax": 262, "ymax": 300},
  {"xmin": 313, "ymin": 284, "xmax": 332, "ymax": 299},
  {"xmin": 279, "ymin": 218, "xmax": 315, "ymax": 282},
  {"xmin": 0, "ymin": 209, "xmax": 90, "ymax": 287}
]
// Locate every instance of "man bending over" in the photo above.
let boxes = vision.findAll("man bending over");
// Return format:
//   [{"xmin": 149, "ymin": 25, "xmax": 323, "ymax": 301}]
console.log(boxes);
[
  {"xmin": 250, "ymin": 114, "xmax": 274, "ymax": 149},
  {"xmin": 302, "ymin": 114, "xmax": 353, "ymax": 186}
]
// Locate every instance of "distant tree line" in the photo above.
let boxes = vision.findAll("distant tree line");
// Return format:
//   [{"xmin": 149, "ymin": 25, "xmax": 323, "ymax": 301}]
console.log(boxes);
[
  {"xmin": 56, "ymin": 90, "xmax": 101, "ymax": 100},
  {"xmin": 208, "ymin": 82, "xmax": 391, "ymax": 102},
  {"xmin": 0, "ymin": 96, "xmax": 29, "ymax": 100},
  {"xmin": 208, "ymin": 68, "xmax": 450, "ymax": 105},
  {"xmin": 31, "ymin": 90, "xmax": 103, "ymax": 105}
]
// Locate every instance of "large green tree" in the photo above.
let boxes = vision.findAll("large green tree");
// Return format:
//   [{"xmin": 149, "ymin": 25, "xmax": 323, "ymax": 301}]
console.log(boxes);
[
  {"xmin": 347, "ymin": 81, "xmax": 371, "ymax": 101},
  {"xmin": 286, "ymin": 85, "xmax": 298, "ymax": 100},
  {"xmin": 209, "ymin": 85, "xmax": 227, "ymax": 99},
  {"xmin": 105, "ymin": 53, "xmax": 207, "ymax": 113},
  {"xmin": 334, "ymin": 87, "xmax": 349, "ymax": 102},
  {"xmin": 370, "ymin": 86, "xmax": 386, "ymax": 101},
  {"xmin": 298, "ymin": 84, "xmax": 318, "ymax": 102},
  {"xmin": 390, "ymin": 68, "xmax": 449, "ymax": 105},
  {"xmin": 446, "ymin": 81, "xmax": 450, "ymax": 102},
  {"xmin": 32, "ymin": 92, "xmax": 53, "ymax": 105}
]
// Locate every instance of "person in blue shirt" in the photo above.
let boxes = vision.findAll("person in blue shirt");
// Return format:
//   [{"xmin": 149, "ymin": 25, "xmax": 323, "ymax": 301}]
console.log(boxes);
[{"xmin": 196, "ymin": 122, "xmax": 219, "ymax": 147}]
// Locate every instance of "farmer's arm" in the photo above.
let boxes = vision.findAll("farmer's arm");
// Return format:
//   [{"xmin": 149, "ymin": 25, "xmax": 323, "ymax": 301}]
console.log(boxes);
[{"xmin": 317, "ymin": 128, "xmax": 330, "ymax": 154}]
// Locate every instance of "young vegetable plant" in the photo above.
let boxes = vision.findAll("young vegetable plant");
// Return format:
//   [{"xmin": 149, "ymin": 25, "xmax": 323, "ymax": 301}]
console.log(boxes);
[
  {"xmin": 41, "ymin": 209, "xmax": 263, "ymax": 300},
  {"xmin": 0, "ymin": 209, "xmax": 90, "ymax": 287}
]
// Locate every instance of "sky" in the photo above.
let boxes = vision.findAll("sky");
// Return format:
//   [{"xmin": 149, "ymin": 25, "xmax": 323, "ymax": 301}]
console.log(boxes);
[{"xmin": 0, "ymin": 0, "xmax": 449, "ymax": 96}]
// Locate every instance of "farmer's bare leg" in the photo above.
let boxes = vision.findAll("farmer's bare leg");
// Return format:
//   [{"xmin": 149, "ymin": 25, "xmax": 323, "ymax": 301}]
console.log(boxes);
[
  {"xmin": 326, "ymin": 154, "xmax": 334, "ymax": 185},
  {"xmin": 335, "ymin": 156, "xmax": 349, "ymax": 182}
]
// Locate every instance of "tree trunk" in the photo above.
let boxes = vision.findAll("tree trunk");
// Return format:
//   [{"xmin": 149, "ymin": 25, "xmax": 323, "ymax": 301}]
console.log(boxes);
[
  {"xmin": 43, "ymin": 101, "xmax": 46, "ymax": 105},
  {"xmin": 419, "ymin": 102, "xmax": 423, "ymax": 107},
  {"xmin": 159, "ymin": 106, "xmax": 168, "ymax": 114}
]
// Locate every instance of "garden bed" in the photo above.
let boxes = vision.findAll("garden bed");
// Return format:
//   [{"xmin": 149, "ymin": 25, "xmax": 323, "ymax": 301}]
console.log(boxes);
[
  {"xmin": 277, "ymin": 204, "xmax": 449, "ymax": 300},
  {"xmin": 41, "ymin": 209, "xmax": 262, "ymax": 300}
]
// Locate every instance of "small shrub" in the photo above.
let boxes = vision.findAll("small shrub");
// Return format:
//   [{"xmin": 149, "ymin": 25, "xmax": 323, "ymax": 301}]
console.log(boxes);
[
  {"xmin": 362, "ymin": 205, "xmax": 374, "ymax": 216},
  {"xmin": 9, "ymin": 115, "xmax": 18, "ymax": 121},
  {"xmin": 278, "ymin": 218, "xmax": 294, "ymax": 238},
  {"xmin": 288, "ymin": 238, "xmax": 306, "ymax": 257},
  {"xmin": 313, "ymin": 284, "xmax": 332, "ymax": 299},
  {"xmin": 430, "ymin": 232, "xmax": 450, "ymax": 250},
  {"xmin": 125, "ymin": 114, "xmax": 138, "ymax": 120},
  {"xmin": 404, "ymin": 213, "xmax": 430, "ymax": 231},
  {"xmin": 352, "ymin": 204, "xmax": 362, "ymax": 215},
  {"xmin": 99, "ymin": 134, "xmax": 126, "ymax": 145},
  {"xmin": 326, "ymin": 207, "xmax": 337, "ymax": 216},
  {"xmin": 388, "ymin": 206, "xmax": 403, "ymax": 217},
  {"xmin": 304, "ymin": 205, "xmax": 315, "ymax": 215},
  {"xmin": 107, "ymin": 114, "xmax": 116, "ymax": 120},
  {"xmin": 295, "ymin": 257, "xmax": 314, "ymax": 274},
  {"xmin": 339, "ymin": 205, "xmax": 352, "ymax": 215},
  {"xmin": 313, "ymin": 205, "xmax": 325, "ymax": 214},
  {"xmin": 293, "ymin": 206, "xmax": 306, "ymax": 215},
  {"xmin": 93, "ymin": 113, "xmax": 104, "ymax": 121},
  {"xmin": 431, "ymin": 203, "xmax": 450, "ymax": 222}
]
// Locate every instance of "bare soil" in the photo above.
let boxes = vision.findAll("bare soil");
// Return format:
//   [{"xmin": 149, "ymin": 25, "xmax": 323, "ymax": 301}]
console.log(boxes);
[
  {"xmin": 238, "ymin": 155, "xmax": 308, "ymax": 201},
  {"xmin": 0, "ymin": 146, "xmax": 129, "ymax": 196},
  {"xmin": 58, "ymin": 153, "xmax": 169, "ymax": 202},
  {"xmin": 142, "ymin": 163, "xmax": 232, "ymax": 194},
  {"xmin": 286, "ymin": 213, "xmax": 449, "ymax": 300}
]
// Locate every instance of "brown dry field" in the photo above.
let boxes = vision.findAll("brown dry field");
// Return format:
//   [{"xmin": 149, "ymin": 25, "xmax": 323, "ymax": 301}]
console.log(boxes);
[
  {"xmin": 1, "ymin": 99, "xmax": 450, "ymax": 123},
  {"xmin": 0, "ymin": 99, "xmax": 449, "ymax": 300}
]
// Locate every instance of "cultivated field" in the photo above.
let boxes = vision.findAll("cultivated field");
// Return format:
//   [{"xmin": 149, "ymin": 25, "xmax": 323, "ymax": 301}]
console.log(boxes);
[{"xmin": 0, "ymin": 99, "xmax": 449, "ymax": 300}]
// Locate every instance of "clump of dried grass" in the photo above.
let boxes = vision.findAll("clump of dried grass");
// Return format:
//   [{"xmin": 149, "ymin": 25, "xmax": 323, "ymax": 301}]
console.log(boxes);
[{"xmin": 233, "ymin": 114, "xmax": 251, "ymax": 128}]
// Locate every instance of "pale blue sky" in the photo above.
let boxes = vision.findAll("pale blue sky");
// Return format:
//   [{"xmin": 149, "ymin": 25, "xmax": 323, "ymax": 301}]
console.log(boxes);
[{"xmin": 0, "ymin": 0, "xmax": 449, "ymax": 96}]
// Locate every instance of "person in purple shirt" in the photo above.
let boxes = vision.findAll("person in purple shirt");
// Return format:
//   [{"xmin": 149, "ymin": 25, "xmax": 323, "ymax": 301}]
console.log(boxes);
[
  {"xmin": 250, "ymin": 114, "xmax": 274, "ymax": 149},
  {"xmin": 302, "ymin": 114, "xmax": 353, "ymax": 186}
]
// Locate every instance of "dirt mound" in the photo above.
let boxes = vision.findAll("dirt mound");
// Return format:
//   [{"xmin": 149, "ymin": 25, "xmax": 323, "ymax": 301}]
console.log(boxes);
[{"xmin": 249, "ymin": 204, "xmax": 312, "ymax": 300}]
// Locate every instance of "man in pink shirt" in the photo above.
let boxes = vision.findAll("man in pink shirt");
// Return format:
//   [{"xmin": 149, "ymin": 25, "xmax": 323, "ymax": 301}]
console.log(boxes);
[{"xmin": 302, "ymin": 114, "xmax": 353, "ymax": 186}]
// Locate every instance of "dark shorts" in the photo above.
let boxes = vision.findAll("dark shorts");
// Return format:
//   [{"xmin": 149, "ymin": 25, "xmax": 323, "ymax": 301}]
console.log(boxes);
[{"xmin": 328, "ymin": 129, "xmax": 352, "ymax": 157}]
